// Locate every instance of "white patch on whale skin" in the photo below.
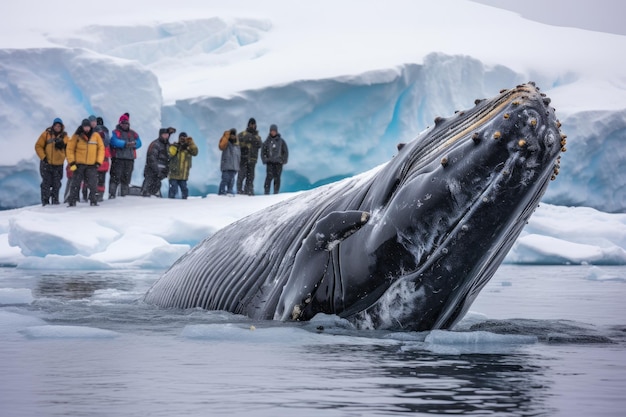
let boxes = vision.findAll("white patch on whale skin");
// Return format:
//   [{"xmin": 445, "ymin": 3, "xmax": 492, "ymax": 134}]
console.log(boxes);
[
  {"xmin": 241, "ymin": 231, "xmax": 272, "ymax": 257},
  {"xmin": 326, "ymin": 239, "xmax": 342, "ymax": 251},
  {"xmin": 354, "ymin": 279, "xmax": 427, "ymax": 330}
]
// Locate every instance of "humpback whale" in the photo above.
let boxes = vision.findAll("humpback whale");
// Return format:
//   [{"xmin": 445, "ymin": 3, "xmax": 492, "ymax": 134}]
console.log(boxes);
[{"xmin": 144, "ymin": 83, "xmax": 565, "ymax": 331}]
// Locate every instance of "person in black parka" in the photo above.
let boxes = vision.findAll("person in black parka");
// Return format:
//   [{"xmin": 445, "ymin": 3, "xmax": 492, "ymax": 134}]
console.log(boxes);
[
  {"xmin": 261, "ymin": 124, "xmax": 289, "ymax": 194},
  {"xmin": 141, "ymin": 127, "xmax": 175, "ymax": 197}
]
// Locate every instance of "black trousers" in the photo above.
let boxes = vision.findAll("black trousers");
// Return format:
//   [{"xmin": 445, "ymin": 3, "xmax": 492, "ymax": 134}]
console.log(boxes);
[
  {"xmin": 237, "ymin": 159, "xmax": 257, "ymax": 195},
  {"xmin": 264, "ymin": 162, "xmax": 283, "ymax": 194},
  {"xmin": 109, "ymin": 158, "xmax": 134, "ymax": 197},
  {"xmin": 69, "ymin": 164, "xmax": 98, "ymax": 204},
  {"xmin": 141, "ymin": 168, "xmax": 163, "ymax": 197},
  {"xmin": 40, "ymin": 160, "xmax": 63, "ymax": 205}
]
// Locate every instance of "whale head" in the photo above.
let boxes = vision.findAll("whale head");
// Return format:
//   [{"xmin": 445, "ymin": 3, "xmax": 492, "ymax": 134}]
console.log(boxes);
[{"xmin": 340, "ymin": 83, "xmax": 565, "ymax": 330}]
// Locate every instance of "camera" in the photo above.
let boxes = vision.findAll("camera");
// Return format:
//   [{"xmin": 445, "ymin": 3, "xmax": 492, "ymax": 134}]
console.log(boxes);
[{"xmin": 54, "ymin": 137, "xmax": 65, "ymax": 149}]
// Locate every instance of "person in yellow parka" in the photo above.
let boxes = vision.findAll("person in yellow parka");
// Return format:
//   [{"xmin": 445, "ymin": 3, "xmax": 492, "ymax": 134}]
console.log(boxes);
[
  {"xmin": 35, "ymin": 117, "xmax": 69, "ymax": 206},
  {"xmin": 66, "ymin": 119, "xmax": 105, "ymax": 207}
]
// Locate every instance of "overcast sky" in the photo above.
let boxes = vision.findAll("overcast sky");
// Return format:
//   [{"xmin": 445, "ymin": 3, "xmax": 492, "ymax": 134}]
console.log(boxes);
[{"xmin": 472, "ymin": 0, "xmax": 625, "ymax": 36}]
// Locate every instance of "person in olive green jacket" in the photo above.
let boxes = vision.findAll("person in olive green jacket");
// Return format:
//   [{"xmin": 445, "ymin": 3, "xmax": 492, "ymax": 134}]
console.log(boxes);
[
  {"xmin": 237, "ymin": 117, "xmax": 262, "ymax": 195},
  {"xmin": 35, "ymin": 117, "xmax": 69, "ymax": 206},
  {"xmin": 168, "ymin": 132, "xmax": 198, "ymax": 199},
  {"xmin": 66, "ymin": 119, "xmax": 105, "ymax": 207}
]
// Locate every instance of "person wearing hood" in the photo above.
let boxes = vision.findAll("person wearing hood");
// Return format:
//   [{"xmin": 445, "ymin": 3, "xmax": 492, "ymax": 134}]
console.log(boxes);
[
  {"xmin": 236, "ymin": 117, "xmax": 262, "ymax": 195},
  {"xmin": 109, "ymin": 113, "xmax": 141, "ymax": 198},
  {"xmin": 141, "ymin": 127, "xmax": 175, "ymax": 197},
  {"xmin": 218, "ymin": 128, "xmax": 241, "ymax": 196},
  {"xmin": 93, "ymin": 116, "xmax": 111, "ymax": 202},
  {"xmin": 168, "ymin": 131, "xmax": 198, "ymax": 199},
  {"xmin": 77, "ymin": 115, "xmax": 108, "ymax": 202},
  {"xmin": 35, "ymin": 117, "xmax": 69, "ymax": 205},
  {"xmin": 66, "ymin": 119, "xmax": 105, "ymax": 206},
  {"xmin": 261, "ymin": 124, "xmax": 289, "ymax": 194}
]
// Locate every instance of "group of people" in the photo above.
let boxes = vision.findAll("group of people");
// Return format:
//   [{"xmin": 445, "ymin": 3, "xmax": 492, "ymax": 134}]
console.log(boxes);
[
  {"xmin": 35, "ymin": 113, "xmax": 288, "ymax": 206},
  {"xmin": 140, "ymin": 125, "xmax": 199, "ymax": 199},
  {"xmin": 218, "ymin": 117, "xmax": 289, "ymax": 196},
  {"xmin": 35, "ymin": 115, "xmax": 109, "ymax": 206}
]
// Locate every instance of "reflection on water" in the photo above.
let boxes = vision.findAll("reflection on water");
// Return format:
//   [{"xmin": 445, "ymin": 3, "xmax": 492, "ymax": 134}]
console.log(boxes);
[
  {"xmin": 34, "ymin": 272, "xmax": 135, "ymax": 300},
  {"xmin": 301, "ymin": 343, "xmax": 551, "ymax": 415}
]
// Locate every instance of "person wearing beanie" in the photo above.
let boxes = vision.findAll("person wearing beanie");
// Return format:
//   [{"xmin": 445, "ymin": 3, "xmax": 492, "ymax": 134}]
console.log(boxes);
[
  {"xmin": 218, "ymin": 128, "xmax": 241, "ymax": 196},
  {"xmin": 109, "ymin": 112, "xmax": 142, "ymax": 198},
  {"xmin": 34, "ymin": 117, "xmax": 69, "ymax": 205},
  {"xmin": 261, "ymin": 123, "xmax": 289, "ymax": 194},
  {"xmin": 65, "ymin": 119, "xmax": 105, "ymax": 206},
  {"xmin": 71, "ymin": 115, "xmax": 98, "ymax": 202},
  {"xmin": 236, "ymin": 117, "xmax": 262, "ymax": 195},
  {"xmin": 141, "ymin": 127, "xmax": 175, "ymax": 197},
  {"xmin": 167, "ymin": 131, "xmax": 198, "ymax": 199}
]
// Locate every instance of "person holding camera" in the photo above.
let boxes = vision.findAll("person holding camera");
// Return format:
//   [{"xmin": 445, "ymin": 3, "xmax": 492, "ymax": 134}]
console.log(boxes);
[
  {"xmin": 66, "ymin": 119, "xmax": 105, "ymax": 207},
  {"xmin": 141, "ymin": 127, "xmax": 176, "ymax": 197},
  {"xmin": 168, "ymin": 132, "xmax": 198, "ymax": 199},
  {"xmin": 35, "ymin": 117, "xmax": 69, "ymax": 206},
  {"xmin": 218, "ymin": 128, "xmax": 241, "ymax": 196}
]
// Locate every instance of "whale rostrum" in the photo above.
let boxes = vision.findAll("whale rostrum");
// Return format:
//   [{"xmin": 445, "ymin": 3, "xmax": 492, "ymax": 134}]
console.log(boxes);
[{"xmin": 144, "ymin": 83, "xmax": 565, "ymax": 331}]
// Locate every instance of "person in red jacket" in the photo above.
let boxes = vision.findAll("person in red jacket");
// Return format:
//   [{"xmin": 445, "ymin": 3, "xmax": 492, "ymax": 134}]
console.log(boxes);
[{"xmin": 109, "ymin": 113, "xmax": 142, "ymax": 198}]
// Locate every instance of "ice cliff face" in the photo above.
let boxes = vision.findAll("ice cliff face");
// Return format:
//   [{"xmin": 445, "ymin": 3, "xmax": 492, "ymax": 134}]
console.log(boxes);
[
  {"xmin": 1, "ymin": 17, "xmax": 625, "ymax": 212},
  {"xmin": 161, "ymin": 53, "xmax": 525, "ymax": 194},
  {"xmin": 541, "ymin": 110, "xmax": 626, "ymax": 213}
]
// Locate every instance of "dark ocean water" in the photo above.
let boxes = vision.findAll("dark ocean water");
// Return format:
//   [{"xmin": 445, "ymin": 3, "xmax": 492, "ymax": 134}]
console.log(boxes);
[{"xmin": 1, "ymin": 265, "xmax": 625, "ymax": 417}]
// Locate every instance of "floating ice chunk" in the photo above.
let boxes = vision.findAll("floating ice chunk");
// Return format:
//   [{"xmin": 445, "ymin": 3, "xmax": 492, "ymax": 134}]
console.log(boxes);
[
  {"xmin": 0, "ymin": 311, "xmax": 45, "ymax": 331},
  {"xmin": 20, "ymin": 325, "xmax": 119, "ymax": 339},
  {"xmin": 181, "ymin": 323, "xmax": 317, "ymax": 343},
  {"xmin": 585, "ymin": 266, "xmax": 626, "ymax": 282},
  {"xmin": 16, "ymin": 254, "xmax": 112, "ymax": 270},
  {"xmin": 0, "ymin": 288, "xmax": 33, "ymax": 305},
  {"xmin": 425, "ymin": 329, "xmax": 537, "ymax": 345},
  {"xmin": 308, "ymin": 313, "xmax": 356, "ymax": 330}
]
